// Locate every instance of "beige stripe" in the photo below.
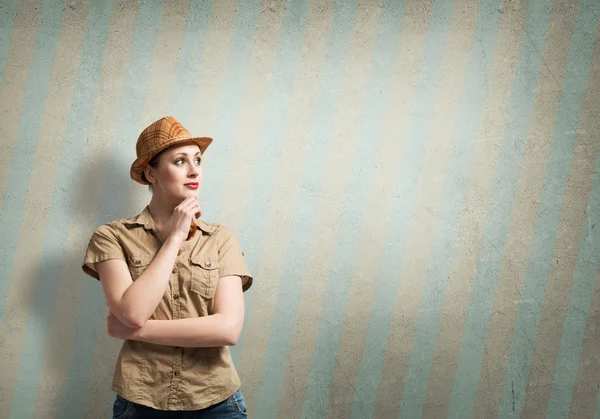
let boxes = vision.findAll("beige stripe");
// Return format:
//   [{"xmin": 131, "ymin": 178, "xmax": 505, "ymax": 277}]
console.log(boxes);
[
  {"xmin": 0, "ymin": 0, "xmax": 91, "ymax": 415},
  {"xmin": 569, "ymin": 265, "xmax": 600, "ymax": 419},
  {"xmin": 469, "ymin": 0, "xmax": 577, "ymax": 416},
  {"xmin": 124, "ymin": 0, "xmax": 191, "ymax": 219},
  {"xmin": 0, "ymin": 0, "xmax": 42, "ymax": 208},
  {"xmin": 323, "ymin": 0, "xmax": 477, "ymax": 417},
  {"xmin": 421, "ymin": 0, "xmax": 528, "ymax": 417},
  {"xmin": 83, "ymin": 338, "xmax": 123, "ymax": 419},
  {"xmin": 240, "ymin": 0, "xmax": 385, "ymax": 417},
  {"xmin": 367, "ymin": 1, "xmax": 483, "ymax": 417},
  {"xmin": 234, "ymin": 0, "xmax": 336, "ymax": 415},
  {"xmin": 216, "ymin": 0, "xmax": 287, "ymax": 232},
  {"xmin": 140, "ymin": 0, "xmax": 189, "ymax": 122},
  {"xmin": 521, "ymin": 24, "xmax": 600, "ymax": 419},
  {"xmin": 25, "ymin": 1, "xmax": 141, "ymax": 418},
  {"xmin": 187, "ymin": 0, "xmax": 239, "ymax": 137}
]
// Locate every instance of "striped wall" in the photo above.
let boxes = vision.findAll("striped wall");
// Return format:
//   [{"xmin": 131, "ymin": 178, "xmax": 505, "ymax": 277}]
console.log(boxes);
[{"xmin": 0, "ymin": 0, "xmax": 599, "ymax": 417}]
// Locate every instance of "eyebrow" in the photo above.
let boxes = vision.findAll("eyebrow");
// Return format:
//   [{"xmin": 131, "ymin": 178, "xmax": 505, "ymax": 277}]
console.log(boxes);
[{"xmin": 173, "ymin": 152, "xmax": 202, "ymax": 157}]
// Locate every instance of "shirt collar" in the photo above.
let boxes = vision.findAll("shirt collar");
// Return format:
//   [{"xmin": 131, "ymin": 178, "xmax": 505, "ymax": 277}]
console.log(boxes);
[{"xmin": 123, "ymin": 206, "xmax": 216, "ymax": 235}]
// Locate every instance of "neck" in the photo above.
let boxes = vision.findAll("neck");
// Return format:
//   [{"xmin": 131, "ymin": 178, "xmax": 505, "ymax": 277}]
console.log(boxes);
[{"xmin": 147, "ymin": 194, "xmax": 184, "ymax": 228}]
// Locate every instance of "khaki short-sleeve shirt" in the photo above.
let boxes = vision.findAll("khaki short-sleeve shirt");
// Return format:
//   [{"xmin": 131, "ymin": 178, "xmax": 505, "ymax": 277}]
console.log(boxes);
[{"xmin": 82, "ymin": 207, "xmax": 253, "ymax": 411}]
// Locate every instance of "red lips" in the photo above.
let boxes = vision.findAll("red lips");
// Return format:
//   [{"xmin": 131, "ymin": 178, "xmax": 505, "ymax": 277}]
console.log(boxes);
[{"xmin": 185, "ymin": 182, "xmax": 199, "ymax": 190}]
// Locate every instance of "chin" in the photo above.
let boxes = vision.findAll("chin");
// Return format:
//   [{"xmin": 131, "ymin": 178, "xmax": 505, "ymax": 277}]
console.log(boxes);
[
  {"xmin": 165, "ymin": 190, "xmax": 197, "ymax": 202},
  {"xmin": 182, "ymin": 189, "xmax": 200, "ymax": 198}
]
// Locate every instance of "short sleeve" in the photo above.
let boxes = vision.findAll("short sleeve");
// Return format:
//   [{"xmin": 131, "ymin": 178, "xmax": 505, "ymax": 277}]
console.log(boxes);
[
  {"xmin": 217, "ymin": 227, "xmax": 253, "ymax": 292},
  {"xmin": 82, "ymin": 223, "xmax": 126, "ymax": 280}
]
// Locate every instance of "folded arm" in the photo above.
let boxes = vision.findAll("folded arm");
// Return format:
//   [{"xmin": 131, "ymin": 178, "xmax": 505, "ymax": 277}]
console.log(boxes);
[{"xmin": 107, "ymin": 275, "xmax": 245, "ymax": 347}]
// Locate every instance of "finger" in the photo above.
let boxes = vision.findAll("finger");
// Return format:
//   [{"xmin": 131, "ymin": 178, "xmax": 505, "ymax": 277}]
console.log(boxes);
[
  {"xmin": 178, "ymin": 198, "xmax": 198, "ymax": 214},
  {"xmin": 180, "ymin": 200, "xmax": 200, "ymax": 217},
  {"xmin": 189, "ymin": 202, "xmax": 201, "ymax": 219},
  {"xmin": 175, "ymin": 196, "xmax": 195, "ymax": 209},
  {"xmin": 176, "ymin": 197, "xmax": 195, "ymax": 211}
]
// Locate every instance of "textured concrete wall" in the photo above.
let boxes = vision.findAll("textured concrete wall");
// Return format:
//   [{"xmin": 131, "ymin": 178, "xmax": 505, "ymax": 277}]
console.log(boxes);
[{"xmin": 0, "ymin": 0, "xmax": 599, "ymax": 418}]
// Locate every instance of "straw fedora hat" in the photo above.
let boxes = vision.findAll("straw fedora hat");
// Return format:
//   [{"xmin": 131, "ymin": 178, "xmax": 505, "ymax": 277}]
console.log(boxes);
[{"xmin": 130, "ymin": 116, "xmax": 212, "ymax": 185}]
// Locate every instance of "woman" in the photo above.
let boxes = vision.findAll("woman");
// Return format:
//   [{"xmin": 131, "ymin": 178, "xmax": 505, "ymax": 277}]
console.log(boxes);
[{"xmin": 82, "ymin": 116, "xmax": 253, "ymax": 418}]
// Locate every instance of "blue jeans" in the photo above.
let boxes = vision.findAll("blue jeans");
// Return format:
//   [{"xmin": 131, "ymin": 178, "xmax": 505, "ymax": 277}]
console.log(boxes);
[{"xmin": 112, "ymin": 389, "xmax": 248, "ymax": 419}]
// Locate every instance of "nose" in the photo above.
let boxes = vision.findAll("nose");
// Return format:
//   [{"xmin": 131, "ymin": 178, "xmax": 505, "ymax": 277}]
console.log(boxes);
[{"xmin": 188, "ymin": 165, "xmax": 199, "ymax": 178}]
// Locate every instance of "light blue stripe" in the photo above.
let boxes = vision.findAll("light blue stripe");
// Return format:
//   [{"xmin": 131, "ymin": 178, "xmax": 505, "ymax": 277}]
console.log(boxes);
[
  {"xmin": 0, "ymin": 0, "xmax": 64, "ymax": 322},
  {"xmin": 348, "ymin": 1, "xmax": 457, "ymax": 417},
  {"xmin": 168, "ymin": 0, "xmax": 213, "ymax": 124},
  {"xmin": 500, "ymin": 3, "xmax": 599, "ymax": 418},
  {"xmin": 0, "ymin": 0, "xmax": 18, "ymax": 82},
  {"xmin": 229, "ymin": 0, "xmax": 310, "ymax": 365},
  {"xmin": 194, "ymin": 0, "xmax": 261, "ymax": 220},
  {"xmin": 56, "ymin": 1, "xmax": 164, "ymax": 416},
  {"xmin": 299, "ymin": 0, "xmax": 406, "ymax": 417},
  {"xmin": 546, "ymin": 152, "xmax": 600, "ymax": 417},
  {"xmin": 398, "ymin": 0, "xmax": 503, "ymax": 417},
  {"xmin": 251, "ymin": 0, "xmax": 359, "ymax": 417},
  {"xmin": 8, "ymin": 2, "xmax": 115, "ymax": 418},
  {"xmin": 447, "ymin": 0, "xmax": 554, "ymax": 417}
]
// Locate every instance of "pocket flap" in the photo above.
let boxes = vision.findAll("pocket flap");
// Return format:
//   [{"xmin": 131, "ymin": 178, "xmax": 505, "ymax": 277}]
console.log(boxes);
[
  {"xmin": 128, "ymin": 255, "xmax": 152, "ymax": 267},
  {"xmin": 190, "ymin": 253, "xmax": 217, "ymax": 270}
]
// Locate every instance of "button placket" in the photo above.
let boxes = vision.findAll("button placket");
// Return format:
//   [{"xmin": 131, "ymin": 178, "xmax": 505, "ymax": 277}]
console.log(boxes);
[
  {"xmin": 172, "ymin": 285, "xmax": 181, "ymax": 319},
  {"xmin": 170, "ymin": 260, "xmax": 181, "ymax": 319},
  {"xmin": 168, "ymin": 355, "xmax": 183, "ymax": 410}
]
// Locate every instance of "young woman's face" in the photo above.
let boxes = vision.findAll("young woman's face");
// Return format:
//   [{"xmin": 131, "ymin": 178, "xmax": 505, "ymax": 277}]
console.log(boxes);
[{"xmin": 147, "ymin": 143, "xmax": 203, "ymax": 200}]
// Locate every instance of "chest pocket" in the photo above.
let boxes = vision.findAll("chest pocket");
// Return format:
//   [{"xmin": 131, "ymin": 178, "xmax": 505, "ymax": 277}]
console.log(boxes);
[
  {"xmin": 189, "ymin": 252, "xmax": 219, "ymax": 299},
  {"xmin": 127, "ymin": 255, "xmax": 153, "ymax": 280}
]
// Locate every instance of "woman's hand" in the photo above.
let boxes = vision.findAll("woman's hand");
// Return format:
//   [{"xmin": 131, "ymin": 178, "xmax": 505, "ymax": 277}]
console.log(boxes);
[
  {"xmin": 107, "ymin": 311, "xmax": 137, "ymax": 340},
  {"xmin": 169, "ymin": 197, "xmax": 201, "ymax": 241}
]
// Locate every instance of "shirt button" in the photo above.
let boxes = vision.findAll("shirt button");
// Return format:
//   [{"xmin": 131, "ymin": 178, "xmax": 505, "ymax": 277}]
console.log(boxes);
[
  {"xmin": 172, "ymin": 267, "xmax": 177, "ymax": 274},
  {"xmin": 173, "ymin": 293, "xmax": 179, "ymax": 299},
  {"xmin": 174, "ymin": 371, "xmax": 179, "ymax": 376},
  {"xmin": 206, "ymin": 261, "xmax": 211, "ymax": 267}
]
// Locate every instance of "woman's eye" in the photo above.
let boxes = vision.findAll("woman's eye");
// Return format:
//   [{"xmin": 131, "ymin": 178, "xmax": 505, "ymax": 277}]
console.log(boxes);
[
  {"xmin": 175, "ymin": 158, "xmax": 184, "ymax": 165},
  {"xmin": 195, "ymin": 158, "xmax": 201, "ymax": 165}
]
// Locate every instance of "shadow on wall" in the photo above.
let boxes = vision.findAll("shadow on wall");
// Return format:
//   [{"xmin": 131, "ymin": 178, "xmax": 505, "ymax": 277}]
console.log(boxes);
[{"xmin": 24, "ymin": 148, "xmax": 133, "ymax": 416}]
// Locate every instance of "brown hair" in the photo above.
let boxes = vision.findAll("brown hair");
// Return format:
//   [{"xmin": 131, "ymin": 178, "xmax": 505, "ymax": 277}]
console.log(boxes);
[{"xmin": 141, "ymin": 149, "xmax": 167, "ymax": 186}]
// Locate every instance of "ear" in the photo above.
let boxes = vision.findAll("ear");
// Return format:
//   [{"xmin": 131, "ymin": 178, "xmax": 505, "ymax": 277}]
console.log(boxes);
[{"xmin": 144, "ymin": 165, "xmax": 156, "ymax": 185}]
